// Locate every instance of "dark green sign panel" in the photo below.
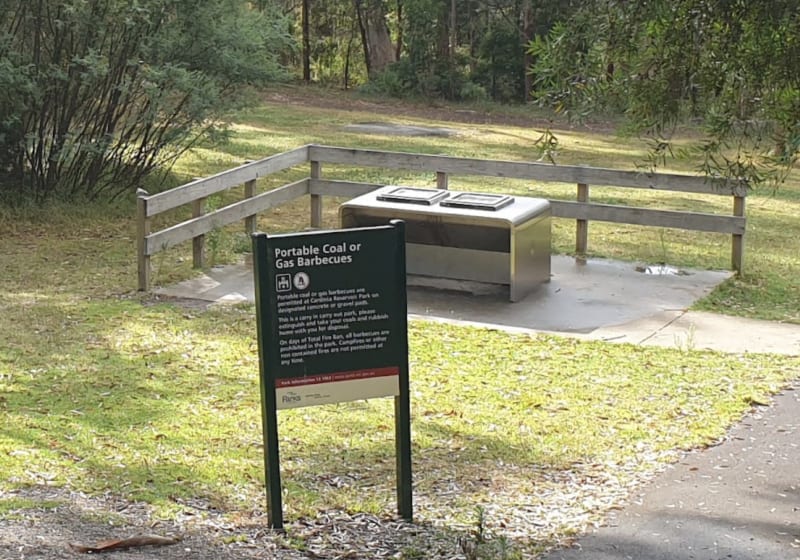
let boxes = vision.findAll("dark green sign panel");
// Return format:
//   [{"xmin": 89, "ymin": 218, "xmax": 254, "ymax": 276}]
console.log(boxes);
[
  {"xmin": 252, "ymin": 222, "xmax": 411, "ymax": 529},
  {"xmin": 260, "ymin": 226, "xmax": 405, "ymax": 403}
]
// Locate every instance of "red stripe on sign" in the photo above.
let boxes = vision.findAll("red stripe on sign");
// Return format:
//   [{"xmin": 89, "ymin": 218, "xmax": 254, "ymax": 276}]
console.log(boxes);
[{"xmin": 275, "ymin": 366, "xmax": 399, "ymax": 388}]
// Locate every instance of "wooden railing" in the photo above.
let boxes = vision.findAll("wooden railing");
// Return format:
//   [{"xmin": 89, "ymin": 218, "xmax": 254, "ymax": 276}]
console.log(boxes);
[{"xmin": 137, "ymin": 144, "xmax": 748, "ymax": 291}]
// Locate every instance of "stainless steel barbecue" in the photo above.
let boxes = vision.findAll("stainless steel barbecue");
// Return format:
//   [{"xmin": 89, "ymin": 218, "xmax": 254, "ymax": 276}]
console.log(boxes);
[{"xmin": 340, "ymin": 186, "xmax": 551, "ymax": 302}]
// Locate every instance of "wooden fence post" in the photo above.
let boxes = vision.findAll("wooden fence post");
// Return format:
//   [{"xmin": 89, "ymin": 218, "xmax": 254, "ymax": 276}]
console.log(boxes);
[
  {"xmin": 732, "ymin": 194, "xmax": 746, "ymax": 274},
  {"xmin": 193, "ymin": 196, "xmax": 206, "ymax": 269},
  {"xmin": 310, "ymin": 160, "xmax": 323, "ymax": 228},
  {"xmin": 576, "ymin": 183, "xmax": 589, "ymax": 255},
  {"xmin": 436, "ymin": 171, "xmax": 449, "ymax": 190},
  {"xmin": 244, "ymin": 178, "xmax": 257, "ymax": 235},
  {"xmin": 136, "ymin": 189, "xmax": 151, "ymax": 291}
]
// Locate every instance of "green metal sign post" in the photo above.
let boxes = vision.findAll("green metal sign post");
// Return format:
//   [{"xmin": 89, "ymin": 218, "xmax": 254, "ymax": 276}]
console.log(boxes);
[{"xmin": 252, "ymin": 221, "xmax": 411, "ymax": 529}]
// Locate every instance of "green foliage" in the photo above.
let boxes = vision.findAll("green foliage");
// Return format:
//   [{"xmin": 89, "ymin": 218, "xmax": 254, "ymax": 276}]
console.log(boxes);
[
  {"xmin": 0, "ymin": 0, "xmax": 293, "ymax": 203},
  {"xmin": 358, "ymin": 60, "xmax": 416, "ymax": 98},
  {"xmin": 275, "ymin": 0, "xmax": 575, "ymax": 103},
  {"xmin": 458, "ymin": 506, "xmax": 523, "ymax": 559},
  {"xmin": 393, "ymin": 0, "xmax": 500, "ymax": 101},
  {"xmin": 364, "ymin": 54, "xmax": 482, "ymax": 102},
  {"xmin": 472, "ymin": 24, "xmax": 525, "ymax": 103},
  {"xmin": 305, "ymin": 0, "xmax": 366, "ymax": 86},
  {"xmin": 401, "ymin": 0, "xmax": 445, "ymax": 73},
  {"xmin": 529, "ymin": 0, "xmax": 800, "ymax": 185},
  {"xmin": 458, "ymin": 81, "xmax": 488, "ymax": 102},
  {"xmin": 370, "ymin": 0, "xmax": 471, "ymax": 101}
]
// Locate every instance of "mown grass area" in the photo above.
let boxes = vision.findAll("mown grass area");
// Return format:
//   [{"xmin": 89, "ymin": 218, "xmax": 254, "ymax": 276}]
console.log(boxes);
[
  {"xmin": 0, "ymin": 213, "xmax": 795, "ymax": 554},
  {"xmin": 1, "ymin": 87, "xmax": 799, "ymax": 557}
]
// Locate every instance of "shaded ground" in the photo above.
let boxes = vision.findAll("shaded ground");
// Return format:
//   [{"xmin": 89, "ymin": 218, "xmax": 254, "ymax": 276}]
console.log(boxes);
[{"xmin": 262, "ymin": 85, "xmax": 618, "ymax": 133}]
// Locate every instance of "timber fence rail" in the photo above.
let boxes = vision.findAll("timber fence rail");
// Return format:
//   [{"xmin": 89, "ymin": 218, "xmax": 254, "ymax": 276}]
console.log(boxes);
[{"xmin": 137, "ymin": 143, "xmax": 748, "ymax": 291}]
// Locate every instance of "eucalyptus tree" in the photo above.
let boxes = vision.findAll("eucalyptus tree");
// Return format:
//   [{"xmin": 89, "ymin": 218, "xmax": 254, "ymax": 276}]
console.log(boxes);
[
  {"xmin": 530, "ymin": 0, "xmax": 800, "ymax": 184},
  {"xmin": 355, "ymin": 0, "xmax": 396, "ymax": 77}
]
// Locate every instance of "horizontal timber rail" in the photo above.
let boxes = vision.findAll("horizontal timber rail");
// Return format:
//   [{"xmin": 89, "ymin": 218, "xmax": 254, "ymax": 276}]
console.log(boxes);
[{"xmin": 137, "ymin": 143, "xmax": 747, "ymax": 291}]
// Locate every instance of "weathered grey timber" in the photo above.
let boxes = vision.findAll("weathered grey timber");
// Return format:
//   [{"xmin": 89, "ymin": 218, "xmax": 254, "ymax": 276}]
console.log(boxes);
[{"xmin": 136, "ymin": 144, "xmax": 748, "ymax": 291}]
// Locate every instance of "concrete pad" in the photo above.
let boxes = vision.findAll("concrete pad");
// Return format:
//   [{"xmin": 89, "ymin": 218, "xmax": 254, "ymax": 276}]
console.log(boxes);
[
  {"xmin": 591, "ymin": 310, "xmax": 800, "ymax": 355},
  {"xmin": 342, "ymin": 122, "xmax": 459, "ymax": 137},
  {"xmin": 156, "ymin": 254, "xmax": 733, "ymax": 338},
  {"xmin": 157, "ymin": 262, "xmax": 255, "ymax": 304},
  {"xmin": 405, "ymin": 256, "xmax": 731, "ymax": 334}
]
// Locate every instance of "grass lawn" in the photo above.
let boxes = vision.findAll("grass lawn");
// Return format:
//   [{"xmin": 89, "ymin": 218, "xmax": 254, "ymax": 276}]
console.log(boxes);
[{"xmin": 1, "ymin": 86, "xmax": 798, "ymax": 558}]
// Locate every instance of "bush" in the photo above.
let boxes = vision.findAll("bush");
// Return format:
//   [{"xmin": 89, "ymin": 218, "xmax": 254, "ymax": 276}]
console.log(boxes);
[
  {"xmin": 362, "ymin": 55, "xmax": 485, "ymax": 103},
  {"xmin": 458, "ymin": 81, "xmax": 489, "ymax": 103},
  {"xmin": 0, "ymin": 0, "xmax": 293, "ymax": 203},
  {"xmin": 472, "ymin": 24, "xmax": 526, "ymax": 103},
  {"xmin": 358, "ymin": 61, "xmax": 416, "ymax": 98}
]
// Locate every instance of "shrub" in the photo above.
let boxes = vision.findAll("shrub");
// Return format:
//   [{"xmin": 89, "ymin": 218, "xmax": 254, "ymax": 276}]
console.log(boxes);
[{"xmin": 0, "ymin": 0, "xmax": 293, "ymax": 203}]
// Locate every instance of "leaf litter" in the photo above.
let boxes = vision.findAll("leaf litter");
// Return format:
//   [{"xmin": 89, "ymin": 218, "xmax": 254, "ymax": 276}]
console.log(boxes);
[{"xmin": 1, "ymin": 445, "xmax": 679, "ymax": 560}]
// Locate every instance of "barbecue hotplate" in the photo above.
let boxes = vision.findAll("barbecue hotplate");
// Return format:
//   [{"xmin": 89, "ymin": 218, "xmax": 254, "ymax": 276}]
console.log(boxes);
[
  {"xmin": 374, "ymin": 187, "xmax": 516, "ymax": 211},
  {"xmin": 439, "ymin": 192, "xmax": 515, "ymax": 211},
  {"xmin": 376, "ymin": 187, "xmax": 449, "ymax": 205}
]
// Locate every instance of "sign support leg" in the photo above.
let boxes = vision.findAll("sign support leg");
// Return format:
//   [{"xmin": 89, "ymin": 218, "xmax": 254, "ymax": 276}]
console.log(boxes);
[
  {"xmin": 394, "ymin": 394, "xmax": 413, "ymax": 520},
  {"xmin": 261, "ymin": 381, "xmax": 283, "ymax": 529},
  {"xmin": 253, "ymin": 233, "xmax": 285, "ymax": 529},
  {"xmin": 391, "ymin": 220, "xmax": 413, "ymax": 521}
]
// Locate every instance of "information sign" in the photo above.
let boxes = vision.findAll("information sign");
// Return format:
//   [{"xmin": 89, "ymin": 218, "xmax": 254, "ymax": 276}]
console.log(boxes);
[{"xmin": 252, "ymin": 222, "xmax": 411, "ymax": 529}]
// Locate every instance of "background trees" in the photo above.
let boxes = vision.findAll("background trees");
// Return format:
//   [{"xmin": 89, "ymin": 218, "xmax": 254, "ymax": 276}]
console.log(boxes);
[
  {"xmin": 285, "ymin": 0, "xmax": 572, "ymax": 102},
  {"xmin": 290, "ymin": 0, "xmax": 798, "ymax": 183},
  {"xmin": 0, "ymin": 0, "xmax": 577, "ymax": 205},
  {"xmin": 2, "ymin": 0, "xmax": 796, "ymax": 202}
]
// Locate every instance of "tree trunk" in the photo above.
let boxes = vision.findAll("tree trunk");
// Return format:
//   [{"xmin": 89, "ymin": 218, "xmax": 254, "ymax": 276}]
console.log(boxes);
[
  {"xmin": 450, "ymin": 0, "xmax": 457, "ymax": 60},
  {"xmin": 395, "ymin": 0, "xmax": 403, "ymax": 60},
  {"xmin": 344, "ymin": 19, "xmax": 358, "ymax": 89},
  {"xmin": 302, "ymin": 0, "xmax": 311, "ymax": 82},
  {"xmin": 354, "ymin": 0, "xmax": 396, "ymax": 77},
  {"xmin": 521, "ymin": 1, "xmax": 534, "ymax": 102}
]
